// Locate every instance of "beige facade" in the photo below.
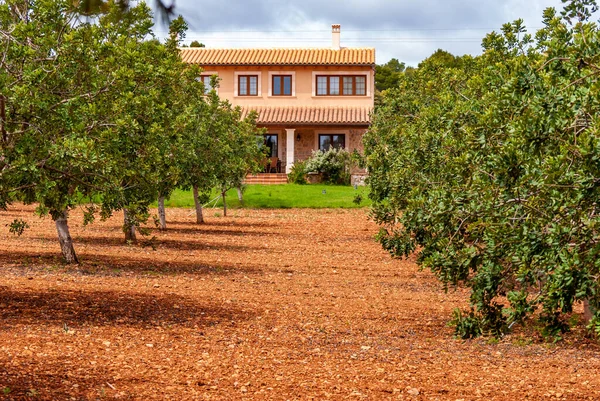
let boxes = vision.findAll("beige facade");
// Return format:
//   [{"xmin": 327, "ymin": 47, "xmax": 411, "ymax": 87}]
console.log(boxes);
[
  {"xmin": 180, "ymin": 26, "xmax": 375, "ymax": 175},
  {"xmin": 201, "ymin": 65, "xmax": 374, "ymax": 109}
]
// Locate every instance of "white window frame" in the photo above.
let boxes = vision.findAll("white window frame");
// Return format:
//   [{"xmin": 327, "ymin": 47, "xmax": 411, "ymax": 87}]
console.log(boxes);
[
  {"xmin": 268, "ymin": 71, "xmax": 296, "ymax": 97},
  {"xmin": 311, "ymin": 71, "xmax": 372, "ymax": 97},
  {"xmin": 234, "ymin": 71, "xmax": 262, "ymax": 97}
]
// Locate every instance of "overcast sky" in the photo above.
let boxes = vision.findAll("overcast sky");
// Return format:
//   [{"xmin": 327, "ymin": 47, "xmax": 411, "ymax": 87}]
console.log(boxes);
[{"xmin": 155, "ymin": 0, "xmax": 566, "ymax": 66}]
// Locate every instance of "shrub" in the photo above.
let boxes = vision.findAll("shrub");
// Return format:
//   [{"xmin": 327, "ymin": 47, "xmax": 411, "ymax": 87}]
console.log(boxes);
[
  {"xmin": 304, "ymin": 148, "xmax": 352, "ymax": 185},
  {"xmin": 365, "ymin": 3, "xmax": 600, "ymax": 339},
  {"xmin": 288, "ymin": 160, "xmax": 308, "ymax": 184}
]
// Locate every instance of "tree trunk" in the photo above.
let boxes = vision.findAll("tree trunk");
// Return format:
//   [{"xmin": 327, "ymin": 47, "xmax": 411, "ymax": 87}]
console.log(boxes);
[
  {"xmin": 584, "ymin": 299, "xmax": 594, "ymax": 322},
  {"xmin": 158, "ymin": 196, "xmax": 167, "ymax": 230},
  {"xmin": 0, "ymin": 94, "xmax": 6, "ymax": 144},
  {"xmin": 222, "ymin": 188, "xmax": 227, "ymax": 217},
  {"xmin": 53, "ymin": 210, "xmax": 79, "ymax": 264},
  {"xmin": 193, "ymin": 185, "xmax": 204, "ymax": 224},
  {"xmin": 123, "ymin": 209, "xmax": 137, "ymax": 242},
  {"xmin": 237, "ymin": 186, "xmax": 243, "ymax": 203}
]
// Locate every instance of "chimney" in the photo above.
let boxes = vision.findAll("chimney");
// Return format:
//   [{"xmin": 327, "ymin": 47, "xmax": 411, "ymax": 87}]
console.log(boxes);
[{"xmin": 332, "ymin": 24, "xmax": 341, "ymax": 50}]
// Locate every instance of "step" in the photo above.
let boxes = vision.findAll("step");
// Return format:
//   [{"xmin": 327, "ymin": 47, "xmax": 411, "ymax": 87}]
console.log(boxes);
[
  {"xmin": 244, "ymin": 178, "xmax": 288, "ymax": 182},
  {"xmin": 244, "ymin": 173, "xmax": 288, "ymax": 185},
  {"xmin": 246, "ymin": 173, "xmax": 287, "ymax": 178}
]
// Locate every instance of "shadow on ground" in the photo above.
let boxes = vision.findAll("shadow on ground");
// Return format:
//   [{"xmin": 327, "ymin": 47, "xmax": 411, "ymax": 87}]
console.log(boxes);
[
  {"xmin": 172, "ymin": 220, "xmax": 279, "ymax": 228},
  {"xmin": 0, "ymin": 286, "xmax": 257, "ymax": 399},
  {"xmin": 0, "ymin": 288, "xmax": 254, "ymax": 330},
  {"xmin": 68, "ymin": 234, "xmax": 260, "ymax": 252},
  {"xmin": 157, "ymin": 227, "xmax": 277, "ymax": 237},
  {"xmin": 0, "ymin": 250, "xmax": 264, "ymax": 277},
  {"xmin": 0, "ymin": 360, "xmax": 115, "ymax": 401}
]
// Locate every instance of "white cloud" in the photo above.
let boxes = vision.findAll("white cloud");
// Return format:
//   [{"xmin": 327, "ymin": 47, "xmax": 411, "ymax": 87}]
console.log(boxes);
[{"xmin": 159, "ymin": 0, "xmax": 568, "ymax": 65}]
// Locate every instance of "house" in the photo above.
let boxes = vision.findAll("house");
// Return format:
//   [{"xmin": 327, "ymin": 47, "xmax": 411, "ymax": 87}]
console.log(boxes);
[{"xmin": 179, "ymin": 25, "xmax": 375, "ymax": 184}]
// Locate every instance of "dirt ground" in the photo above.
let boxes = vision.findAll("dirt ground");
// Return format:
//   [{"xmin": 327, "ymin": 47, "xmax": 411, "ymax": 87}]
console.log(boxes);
[{"xmin": 0, "ymin": 205, "xmax": 599, "ymax": 400}]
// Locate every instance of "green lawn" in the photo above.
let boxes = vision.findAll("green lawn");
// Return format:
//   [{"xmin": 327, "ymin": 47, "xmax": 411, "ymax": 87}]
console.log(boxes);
[{"xmin": 163, "ymin": 184, "xmax": 371, "ymax": 209}]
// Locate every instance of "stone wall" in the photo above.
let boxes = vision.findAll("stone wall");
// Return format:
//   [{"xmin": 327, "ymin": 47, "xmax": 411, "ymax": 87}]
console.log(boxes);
[
  {"xmin": 348, "ymin": 129, "xmax": 366, "ymax": 153},
  {"xmin": 294, "ymin": 129, "xmax": 316, "ymax": 162}
]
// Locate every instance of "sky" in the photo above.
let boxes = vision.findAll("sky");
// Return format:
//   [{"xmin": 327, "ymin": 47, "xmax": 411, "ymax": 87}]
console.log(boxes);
[{"xmin": 154, "ymin": 0, "xmax": 566, "ymax": 66}]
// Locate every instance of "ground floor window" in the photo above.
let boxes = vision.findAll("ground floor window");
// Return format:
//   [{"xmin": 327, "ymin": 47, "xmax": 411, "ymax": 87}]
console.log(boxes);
[
  {"xmin": 264, "ymin": 134, "xmax": 278, "ymax": 157},
  {"xmin": 319, "ymin": 134, "xmax": 345, "ymax": 151}
]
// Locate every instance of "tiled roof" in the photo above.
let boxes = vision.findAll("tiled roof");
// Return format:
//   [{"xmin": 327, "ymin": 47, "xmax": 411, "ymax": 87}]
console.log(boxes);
[
  {"xmin": 180, "ymin": 48, "xmax": 375, "ymax": 66},
  {"xmin": 240, "ymin": 106, "xmax": 372, "ymax": 125}
]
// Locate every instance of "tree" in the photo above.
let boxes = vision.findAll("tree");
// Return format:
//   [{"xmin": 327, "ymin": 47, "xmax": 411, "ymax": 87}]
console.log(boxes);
[
  {"xmin": 0, "ymin": 0, "xmax": 206, "ymax": 259},
  {"xmin": 418, "ymin": 49, "xmax": 463, "ymax": 69},
  {"xmin": 0, "ymin": 0, "xmax": 132, "ymax": 263},
  {"xmin": 98, "ymin": 12, "xmax": 203, "ymax": 237},
  {"xmin": 76, "ymin": 0, "xmax": 175, "ymax": 22},
  {"xmin": 190, "ymin": 40, "xmax": 205, "ymax": 48},
  {"xmin": 365, "ymin": 0, "xmax": 600, "ymax": 339},
  {"xmin": 213, "ymin": 108, "xmax": 263, "ymax": 217},
  {"xmin": 375, "ymin": 58, "xmax": 407, "ymax": 92},
  {"xmin": 177, "ymin": 80, "xmax": 264, "ymax": 221},
  {"xmin": 176, "ymin": 80, "xmax": 225, "ymax": 224}
]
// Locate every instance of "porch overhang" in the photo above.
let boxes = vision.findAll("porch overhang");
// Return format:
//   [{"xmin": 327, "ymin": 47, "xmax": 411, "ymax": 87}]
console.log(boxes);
[{"xmin": 240, "ymin": 106, "xmax": 372, "ymax": 126}]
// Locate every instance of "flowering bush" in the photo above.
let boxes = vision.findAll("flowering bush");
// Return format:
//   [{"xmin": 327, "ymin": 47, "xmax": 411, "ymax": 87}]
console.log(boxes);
[{"xmin": 304, "ymin": 148, "xmax": 352, "ymax": 184}]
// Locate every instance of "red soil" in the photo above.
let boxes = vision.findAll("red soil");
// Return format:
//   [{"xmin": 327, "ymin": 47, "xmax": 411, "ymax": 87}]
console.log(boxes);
[{"xmin": 0, "ymin": 205, "xmax": 598, "ymax": 400}]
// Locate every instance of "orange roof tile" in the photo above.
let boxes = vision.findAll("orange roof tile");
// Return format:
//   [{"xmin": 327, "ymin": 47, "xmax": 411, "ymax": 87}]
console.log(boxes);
[
  {"xmin": 180, "ymin": 47, "xmax": 375, "ymax": 66},
  {"xmin": 240, "ymin": 106, "xmax": 372, "ymax": 125}
]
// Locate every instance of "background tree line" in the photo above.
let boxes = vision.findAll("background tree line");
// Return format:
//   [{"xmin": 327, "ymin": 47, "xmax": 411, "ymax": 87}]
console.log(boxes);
[
  {"xmin": 366, "ymin": 0, "xmax": 600, "ymax": 339},
  {"xmin": 0, "ymin": 0, "xmax": 263, "ymax": 263}
]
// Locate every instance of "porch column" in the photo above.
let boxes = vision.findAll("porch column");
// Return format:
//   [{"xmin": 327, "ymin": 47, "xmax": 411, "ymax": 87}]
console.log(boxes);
[{"xmin": 285, "ymin": 128, "xmax": 295, "ymax": 174}]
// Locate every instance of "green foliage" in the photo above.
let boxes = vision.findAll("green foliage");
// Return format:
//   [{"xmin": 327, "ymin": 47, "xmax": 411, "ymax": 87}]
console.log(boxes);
[
  {"xmin": 8, "ymin": 218, "xmax": 29, "ymax": 236},
  {"xmin": 451, "ymin": 309, "xmax": 483, "ymax": 339},
  {"xmin": 304, "ymin": 148, "xmax": 353, "ymax": 185},
  {"xmin": 353, "ymin": 193, "xmax": 363, "ymax": 205},
  {"xmin": 190, "ymin": 40, "xmax": 205, "ymax": 48},
  {"xmin": 418, "ymin": 49, "xmax": 464, "ymax": 69},
  {"xmin": 74, "ymin": 0, "xmax": 174, "ymax": 21},
  {"xmin": 288, "ymin": 160, "xmax": 308, "ymax": 184},
  {"xmin": 375, "ymin": 58, "xmax": 407, "ymax": 92},
  {"xmin": 366, "ymin": 0, "xmax": 600, "ymax": 339},
  {"xmin": 590, "ymin": 315, "xmax": 600, "ymax": 337},
  {"xmin": 0, "ymin": 0, "xmax": 263, "ymax": 260},
  {"xmin": 169, "ymin": 15, "xmax": 187, "ymax": 40},
  {"xmin": 176, "ymin": 85, "xmax": 265, "ymax": 201}
]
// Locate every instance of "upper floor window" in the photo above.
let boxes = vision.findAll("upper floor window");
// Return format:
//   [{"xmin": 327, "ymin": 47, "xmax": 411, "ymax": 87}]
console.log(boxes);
[
  {"xmin": 316, "ymin": 75, "xmax": 366, "ymax": 96},
  {"xmin": 272, "ymin": 75, "xmax": 292, "ymax": 96},
  {"xmin": 239, "ymin": 75, "xmax": 258, "ymax": 96},
  {"xmin": 199, "ymin": 75, "xmax": 212, "ymax": 94}
]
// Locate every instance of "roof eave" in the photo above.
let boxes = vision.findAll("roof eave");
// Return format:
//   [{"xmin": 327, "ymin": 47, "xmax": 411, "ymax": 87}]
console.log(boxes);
[
  {"xmin": 196, "ymin": 63, "xmax": 376, "ymax": 67},
  {"xmin": 257, "ymin": 122, "xmax": 371, "ymax": 126}
]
